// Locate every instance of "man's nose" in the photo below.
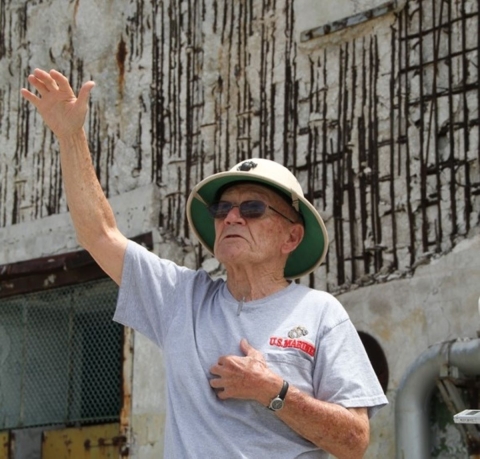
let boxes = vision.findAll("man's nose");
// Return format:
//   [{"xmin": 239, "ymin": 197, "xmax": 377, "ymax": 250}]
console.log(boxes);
[{"xmin": 223, "ymin": 205, "xmax": 245, "ymax": 224}]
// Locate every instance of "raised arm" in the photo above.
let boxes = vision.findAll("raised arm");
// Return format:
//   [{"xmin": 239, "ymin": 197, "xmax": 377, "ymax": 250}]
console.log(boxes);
[{"xmin": 21, "ymin": 69, "xmax": 127, "ymax": 284}]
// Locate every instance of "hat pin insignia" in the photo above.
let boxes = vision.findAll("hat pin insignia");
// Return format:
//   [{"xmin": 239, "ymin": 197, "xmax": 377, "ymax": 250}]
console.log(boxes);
[{"xmin": 237, "ymin": 161, "xmax": 258, "ymax": 171}]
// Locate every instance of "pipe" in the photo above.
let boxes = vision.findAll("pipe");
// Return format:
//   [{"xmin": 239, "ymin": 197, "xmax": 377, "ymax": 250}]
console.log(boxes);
[{"xmin": 395, "ymin": 337, "xmax": 480, "ymax": 459}]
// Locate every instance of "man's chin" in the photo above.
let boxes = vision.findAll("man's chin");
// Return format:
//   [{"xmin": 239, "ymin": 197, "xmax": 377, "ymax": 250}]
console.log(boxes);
[{"xmin": 214, "ymin": 248, "xmax": 249, "ymax": 267}]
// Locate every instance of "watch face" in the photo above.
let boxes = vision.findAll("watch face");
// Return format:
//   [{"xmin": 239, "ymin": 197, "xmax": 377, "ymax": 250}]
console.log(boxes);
[{"xmin": 270, "ymin": 398, "xmax": 284, "ymax": 411}]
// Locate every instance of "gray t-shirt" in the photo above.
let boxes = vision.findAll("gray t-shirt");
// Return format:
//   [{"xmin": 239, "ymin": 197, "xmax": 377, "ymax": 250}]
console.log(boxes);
[{"xmin": 114, "ymin": 241, "xmax": 388, "ymax": 458}]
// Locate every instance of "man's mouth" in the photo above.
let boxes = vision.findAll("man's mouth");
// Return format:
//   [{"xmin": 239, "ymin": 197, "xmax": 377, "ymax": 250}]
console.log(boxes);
[{"xmin": 223, "ymin": 234, "xmax": 244, "ymax": 240}]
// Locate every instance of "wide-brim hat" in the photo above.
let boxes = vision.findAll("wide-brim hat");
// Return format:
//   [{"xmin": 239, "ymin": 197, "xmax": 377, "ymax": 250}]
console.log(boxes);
[{"xmin": 186, "ymin": 158, "xmax": 328, "ymax": 279}]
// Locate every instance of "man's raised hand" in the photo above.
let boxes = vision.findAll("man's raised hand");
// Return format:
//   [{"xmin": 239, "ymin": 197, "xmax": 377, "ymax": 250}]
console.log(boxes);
[{"xmin": 21, "ymin": 69, "xmax": 95, "ymax": 139}]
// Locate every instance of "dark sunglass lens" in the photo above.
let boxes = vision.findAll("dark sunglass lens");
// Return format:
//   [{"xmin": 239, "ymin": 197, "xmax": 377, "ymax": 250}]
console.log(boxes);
[
  {"xmin": 208, "ymin": 201, "xmax": 232, "ymax": 218},
  {"xmin": 240, "ymin": 201, "xmax": 267, "ymax": 218}
]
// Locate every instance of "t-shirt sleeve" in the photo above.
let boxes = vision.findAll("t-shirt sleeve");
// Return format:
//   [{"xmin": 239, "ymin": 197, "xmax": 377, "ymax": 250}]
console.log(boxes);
[
  {"xmin": 113, "ymin": 240, "xmax": 195, "ymax": 348},
  {"xmin": 313, "ymin": 308, "xmax": 388, "ymax": 418}
]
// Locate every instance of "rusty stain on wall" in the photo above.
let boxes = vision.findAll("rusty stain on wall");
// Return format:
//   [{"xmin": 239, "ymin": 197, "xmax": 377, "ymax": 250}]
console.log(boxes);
[
  {"xmin": 117, "ymin": 36, "xmax": 127, "ymax": 95},
  {"xmin": 0, "ymin": 0, "xmax": 479, "ymax": 293}
]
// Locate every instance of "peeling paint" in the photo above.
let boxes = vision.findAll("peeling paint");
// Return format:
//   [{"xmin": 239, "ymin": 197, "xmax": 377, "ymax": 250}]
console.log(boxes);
[{"xmin": 42, "ymin": 273, "xmax": 56, "ymax": 287}]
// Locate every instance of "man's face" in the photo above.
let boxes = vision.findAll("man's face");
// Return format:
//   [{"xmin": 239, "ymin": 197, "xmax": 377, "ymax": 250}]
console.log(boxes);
[{"xmin": 212, "ymin": 183, "xmax": 303, "ymax": 271}]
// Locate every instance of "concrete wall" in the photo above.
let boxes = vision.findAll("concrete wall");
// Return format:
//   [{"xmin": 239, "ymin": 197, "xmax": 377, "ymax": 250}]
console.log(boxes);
[
  {"xmin": 1, "ymin": 0, "xmax": 480, "ymax": 457},
  {"xmin": 343, "ymin": 234, "xmax": 480, "ymax": 458}
]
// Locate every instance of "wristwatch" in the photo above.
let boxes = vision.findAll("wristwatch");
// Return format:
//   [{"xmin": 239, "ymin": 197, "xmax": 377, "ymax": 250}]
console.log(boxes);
[{"xmin": 268, "ymin": 380, "xmax": 289, "ymax": 411}]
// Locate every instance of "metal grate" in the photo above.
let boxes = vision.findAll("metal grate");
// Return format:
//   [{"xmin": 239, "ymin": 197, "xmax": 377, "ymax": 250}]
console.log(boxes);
[{"xmin": 0, "ymin": 279, "xmax": 122, "ymax": 429}]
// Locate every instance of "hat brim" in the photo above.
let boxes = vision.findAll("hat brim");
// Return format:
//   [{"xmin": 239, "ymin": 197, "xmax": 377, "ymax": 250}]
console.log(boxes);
[{"xmin": 186, "ymin": 172, "xmax": 328, "ymax": 279}]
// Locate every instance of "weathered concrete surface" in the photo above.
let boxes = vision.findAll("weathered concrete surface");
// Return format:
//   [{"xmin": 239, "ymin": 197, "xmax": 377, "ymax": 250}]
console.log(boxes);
[
  {"xmin": 2, "ymin": 0, "xmax": 479, "ymax": 292},
  {"xmin": 130, "ymin": 334, "xmax": 166, "ymax": 458},
  {"xmin": 0, "ymin": 184, "xmax": 161, "ymax": 264},
  {"xmin": 1, "ymin": 0, "xmax": 479, "ymax": 457},
  {"xmin": 342, "ymin": 233, "xmax": 480, "ymax": 458}
]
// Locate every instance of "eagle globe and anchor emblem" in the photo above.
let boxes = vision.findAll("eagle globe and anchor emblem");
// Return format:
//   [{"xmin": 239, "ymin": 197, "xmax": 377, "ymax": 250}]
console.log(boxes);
[{"xmin": 236, "ymin": 160, "xmax": 258, "ymax": 172}]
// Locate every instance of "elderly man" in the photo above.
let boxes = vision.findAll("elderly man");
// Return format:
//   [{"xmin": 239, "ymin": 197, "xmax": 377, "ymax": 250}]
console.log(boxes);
[{"xmin": 22, "ymin": 69, "xmax": 387, "ymax": 459}]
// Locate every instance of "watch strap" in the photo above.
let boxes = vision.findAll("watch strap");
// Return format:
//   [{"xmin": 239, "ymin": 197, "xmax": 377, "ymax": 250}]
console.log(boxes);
[
  {"xmin": 268, "ymin": 380, "xmax": 289, "ymax": 411},
  {"xmin": 278, "ymin": 380, "xmax": 289, "ymax": 400}
]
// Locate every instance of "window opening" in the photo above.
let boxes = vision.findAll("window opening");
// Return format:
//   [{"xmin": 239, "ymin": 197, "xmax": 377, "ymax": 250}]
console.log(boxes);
[
  {"xmin": 358, "ymin": 331, "xmax": 389, "ymax": 393},
  {"xmin": 0, "ymin": 278, "xmax": 122, "ymax": 429}
]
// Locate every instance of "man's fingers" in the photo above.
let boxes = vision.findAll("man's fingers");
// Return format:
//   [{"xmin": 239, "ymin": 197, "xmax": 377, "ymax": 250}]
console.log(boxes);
[
  {"xmin": 77, "ymin": 81, "xmax": 95, "ymax": 106},
  {"xmin": 240, "ymin": 338, "xmax": 260, "ymax": 357},
  {"xmin": 33, "ymin": 68, "xmax": 58, "ymax": 91},
  {"xmin": 20, "ymin": 88, "xmax": 40, "ymax": 108},
  {"xmin": 209, "ymin": 376, "xmax": 223, "ymax": 388},
  {"xmin": 50, "ymin": 69, "xmax": 73, "ymax": 92},
  {"xmin": 209, "ymin": 377, "xmax": 229, "ymax": 399},
  {"xmin": 26, "ymin": 74, "xmax": 49, "ymax": 97},
  {"xmin": 216, "ymin": 389, "xmax": 228, "ymax": 399},
  {"xmin": 26, "ymin": 69, "xmax": 94, "ymax": 107},
  {"xmin": 33, "ymin": 68, "xmax": 50, "ymax": 79}
]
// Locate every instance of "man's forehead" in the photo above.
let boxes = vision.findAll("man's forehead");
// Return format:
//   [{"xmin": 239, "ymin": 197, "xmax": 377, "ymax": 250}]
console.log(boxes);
[{"xmin": 220, "ymin": 182, "xmax": 278, "ymax": 199}]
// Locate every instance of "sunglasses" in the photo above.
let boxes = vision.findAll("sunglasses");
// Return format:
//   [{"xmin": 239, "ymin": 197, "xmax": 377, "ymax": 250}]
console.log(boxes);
[{"xmin": 207, "ymin": 200, "xmax": 297, "ymax": 223}]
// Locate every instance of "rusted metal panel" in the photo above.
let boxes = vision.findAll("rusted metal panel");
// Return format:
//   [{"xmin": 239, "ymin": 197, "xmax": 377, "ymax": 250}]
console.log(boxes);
[
  {"xmin": 0, "ymin": 264, "xmax": 107, "ymax": 299},
  {"xmin": 0, "ymin": 431, "xmax": 10, "ymax": 459},
  {"xmin": 0, "ymin": 232, "xmax": 153, "ymax": 298},
  {"xmin": 119, "ymin": 326, "xmax": 134, "ymax": 458},
  {"xmin": 42, "ymin": 423, "xmax": 124, "ymax": 459}
]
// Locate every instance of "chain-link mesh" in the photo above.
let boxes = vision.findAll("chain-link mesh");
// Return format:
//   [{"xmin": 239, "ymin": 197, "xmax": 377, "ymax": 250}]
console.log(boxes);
[{"xmin": 0, "ymin": 279, "xmax": 122, "ymax": 429}]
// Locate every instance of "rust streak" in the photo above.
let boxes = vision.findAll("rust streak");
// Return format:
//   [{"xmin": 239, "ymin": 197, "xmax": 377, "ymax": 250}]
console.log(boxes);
[{"xmin": 117, "ymin": 36, "xmax": 128, "ymax": 95}]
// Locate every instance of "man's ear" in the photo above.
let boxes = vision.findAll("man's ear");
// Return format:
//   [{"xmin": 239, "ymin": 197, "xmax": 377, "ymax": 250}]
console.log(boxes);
[{"xmin": 282, "ymin": 223, "xmax": 305, "ymax": 255}]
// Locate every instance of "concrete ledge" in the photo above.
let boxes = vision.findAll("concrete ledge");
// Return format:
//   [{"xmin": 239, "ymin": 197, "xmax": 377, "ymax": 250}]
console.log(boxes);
[{"xmin": 0, "ymin": 184, "xmax": 160, "ymax": 264}]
